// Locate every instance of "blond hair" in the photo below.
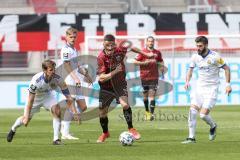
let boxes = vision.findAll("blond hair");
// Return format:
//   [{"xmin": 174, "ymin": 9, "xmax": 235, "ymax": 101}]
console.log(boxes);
[{"xmin": 66, "ymin": 27, "xmax": 78, "ymax": 36}]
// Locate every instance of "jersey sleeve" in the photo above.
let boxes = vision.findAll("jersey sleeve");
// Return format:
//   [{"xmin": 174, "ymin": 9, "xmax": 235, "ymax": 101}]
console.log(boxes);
[
  {"xmin": 61, "ymin": 47, "xmax": 71, "ymax": 61},
  {"xmin": 156, "ymin": 51, "xmax": 163, "ymax": 62},
  {"xmin": 215, "ymin": 53, "xmax": 226, "ymax": 68},
  {"xmin": 189, "ymin": 54, "xmax": 196, "ymax": 68},
  {"xmin": 97, "ymin": 56, "xmax": 106, "ymax": 75},
  {"xmin": 28, "ymin": 78, "xmax": 38, "ymax": 94}
]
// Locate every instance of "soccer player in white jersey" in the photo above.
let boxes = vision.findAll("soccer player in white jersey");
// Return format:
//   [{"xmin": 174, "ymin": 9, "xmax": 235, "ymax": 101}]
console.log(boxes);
[
  {"xmin": 60, "ymin": 27, "xmax": 92, "ymax": 140},
  {"xmin": 7, "ymin": 60, "xmax": 79, "ymax": 145},
  {"xmin": 182, "ymin": 36, "xmax": 232, "ymax": 144}
]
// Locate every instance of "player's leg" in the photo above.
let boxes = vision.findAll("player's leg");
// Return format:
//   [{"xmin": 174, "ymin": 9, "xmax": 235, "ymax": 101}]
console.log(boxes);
[
  {"xmin": 148, "ymin": 88, "xmax": 157, "ymax": 121},
  {"xmin": 97, "ymin": 90, "xmax": 114, "ymax": 143},
  {"xmin": 43, "ymin": 92, "xmax": 63, "ymax": 145},
  {"xmin": 143, "ymin": 91, "xmax": 151, "ymax": 121},
  {"xmin": 51, "ymin": 104, "xmax": 63, "ymax": 145},
  {"xmin": 7, "ymin": 102, "xmax": 38, "ymax": 142},
  {"xmin": 61, "ymin": 98, "xmax": 87, "ymax": 140},
  {"xmin": 142, "ymin": 80, "xmax": 150, "ymax": 120},
  {"xmin": 182, "ymin": 91, "xmax": 202, "ymax": 144},
  {"xmin": 200, "ymin": 98, "xmax": 217, "ymax": 141},
  {"xmin": 119, "ymin": 95, "xmax": 141, "ymax": 140}
]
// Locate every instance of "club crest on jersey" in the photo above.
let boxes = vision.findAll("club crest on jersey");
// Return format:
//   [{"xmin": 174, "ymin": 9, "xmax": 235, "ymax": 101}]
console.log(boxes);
[
  {"xmin": 207, "ymin": 58, "xmax": 214, "ymax": 65},
  {"xmin": 116, "ymin": 55, "xmax": 122, "ymax": 62}
]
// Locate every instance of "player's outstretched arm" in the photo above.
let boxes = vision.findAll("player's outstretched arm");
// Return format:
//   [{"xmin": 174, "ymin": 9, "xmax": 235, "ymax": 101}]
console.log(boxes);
[
  {"xmin": 23, "ymin": 92, "xmax": 35, "ymax": 126},
  {"xmin": 99, "ymin": 64, "xmax": 123, "ymax": 82},
  {"xmin": 185, "ymin": 68, "xmax": 194, "ymax": 90},
  {"xmin": 78, "ymin": 66, "xmax": 93, "ymax": 85},
  {"xmin": 131, "ymin": 47, "xmax": 154, "ymax": 58},
  {"xmin": 222, "ymin": 65, "xmax": 232, "ymax": 96},
  {"xmin": 133, "ymin": 59, "xmax": 150, "ymax": 66},
  {"xmin": 64, "ymin": 61, "xmax": 81, "ymax": 86}
]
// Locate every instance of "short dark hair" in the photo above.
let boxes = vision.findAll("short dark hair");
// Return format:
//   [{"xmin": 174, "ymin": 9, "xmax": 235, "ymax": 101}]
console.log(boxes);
[
  {"xmin": 104, "ymin": 34, "xmax": 115, "ymax": 42},
  {"xmin": 195, "ymin": 36, "xmax": 208, "ymax": 44},
  {"xmin": 146, "ymin": 36, "xmax": 154, "ymax": 41},
  {"xmin": 42, "ymin": 59, "xmax": 56, "ymax": 70}
]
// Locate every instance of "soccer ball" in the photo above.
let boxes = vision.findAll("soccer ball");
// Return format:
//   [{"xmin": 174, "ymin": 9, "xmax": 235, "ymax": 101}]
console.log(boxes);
[{"xmin": 119, "ymin": 131, "xmax": 134, "ymax": 146}]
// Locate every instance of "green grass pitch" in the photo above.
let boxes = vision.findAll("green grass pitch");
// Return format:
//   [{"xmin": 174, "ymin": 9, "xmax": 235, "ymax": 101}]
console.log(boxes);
[{"xmin": 0, "ymin": 106, "xmax": 240, "ymax": 160}]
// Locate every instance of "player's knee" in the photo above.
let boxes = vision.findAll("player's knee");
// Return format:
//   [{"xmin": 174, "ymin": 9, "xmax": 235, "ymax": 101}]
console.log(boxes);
[
  {"xmin": 143, "ymin": 97, "xmax": 148, "ymax": 101},
  {"xmin": 150, "ymin": 100, "xmax": 155, "ymax": 106},
  {"xmin": 99, "ymin": 108, "xmax": 108, "ymax": 117},
  {"xmin": 122, "ymin": 104, "xmax": 130, "ymax": 110},
  {"xmin": 52, "ymin": 105, "xmax": 61, "ymax": 117},
  {"xmin": 200, "ymin": 113, "xmax": 207, "ymax": 120},
  {"xmin": 81, "ymin": 105, "xmax": 87, "ymax": 112}
]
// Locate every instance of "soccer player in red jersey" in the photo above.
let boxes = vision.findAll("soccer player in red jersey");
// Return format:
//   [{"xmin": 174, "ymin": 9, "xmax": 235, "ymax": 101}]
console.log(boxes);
[
  {"xmin": 134, "ymin": 36, "xmax": 164, "ymax": 121},
  {"xmin": 96, "ymin": 34, "xmax": 154, "ymax": 143}
]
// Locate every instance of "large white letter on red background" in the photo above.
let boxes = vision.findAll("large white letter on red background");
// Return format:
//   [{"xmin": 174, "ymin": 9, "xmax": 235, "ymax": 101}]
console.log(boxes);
[
  {"xmin": 82, "ymin": 15, "xmax": 99, "ymax": 53},
  {"xmin": 182, "ymin": 13, "xmax": 199, "ymax": 49},
  {"xmin": 206, "ymin": 14, "xmax": 240, "ymax": 48},
  {"xmin": 0, "ymin": 15, "xmax": 19, "ymax": 51},
  {"xmin": 124, "ymin": 14, "xmax": 155, "ymax": 48},
  {"xmin": 47, "ymin": 14, "xmax": 76, "ymax": 50}
]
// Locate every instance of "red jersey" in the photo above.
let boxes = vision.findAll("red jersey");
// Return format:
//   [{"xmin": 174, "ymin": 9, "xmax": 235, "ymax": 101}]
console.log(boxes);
[
  {"xmin": 97, "ymin": 47, "xmax": 127, "ymax": 90},
  {"xmin": 135, "ymin": 48, "xmax": 163, "ymax": 80}
]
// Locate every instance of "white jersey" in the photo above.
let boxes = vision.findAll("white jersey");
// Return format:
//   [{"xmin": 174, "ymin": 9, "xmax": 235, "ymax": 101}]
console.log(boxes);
[
  {"xmin": 60, "ymin": 44, "xmax": 84, "ymax": 85},
  {"xmin": 29, "ymin": 72, "xmax": 64, "ymax": 96},
  {"xmin": 189, "ymin": 50, "xmax": 226, "ymax": 87}
]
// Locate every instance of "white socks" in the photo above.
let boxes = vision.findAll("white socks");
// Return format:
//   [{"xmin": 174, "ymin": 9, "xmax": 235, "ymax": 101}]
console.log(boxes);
[
  {"xmin": 188, "ymin": 108, "xmax": 198, "ymax": 139},
  {"xmin": 11, "ymin": 117, "xmax": 24, "ymax": 132},
  {"xmin": 200, "ymin": 113, "xmax": 216, "ymax": 128},
  {"xmin": 61, "ymin": 121, "xmax": 71, "ymax": 136},
  {"xmin": 53, "ymin": 118, "xmax": 61, "ymax": 141},
  {"xmin": 61, "ymin": 108, "xmax": 73, "ymax": 136}
]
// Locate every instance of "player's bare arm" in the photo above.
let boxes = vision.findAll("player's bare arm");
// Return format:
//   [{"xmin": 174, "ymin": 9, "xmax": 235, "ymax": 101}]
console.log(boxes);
[
  {"xmin": 222, "ymin": 65, "xmax": 232, "ymax": 95},
  {"xmin": 59, "ymin": 81, "xmax": 80, "ymax": 122},
  {"xmin": 64, "ymin": 61, "xmax": 81, "ymax": 86},
  {"xmin": 23, "ymin": 92, "xmax": 35, "ymax": 126},
  {"xmin": 78, "ymin": 66, "xmax": 93, "ymax": 85},
  {"xmin": 185, "ymin": 67, "xmax": 194, "ymax": 90},
  {"xmin": 131, "ymin": 47, "xmax": 154, "ymax": 58},
  {"xmin": 133, "ymin": 59, "xmax": 152, "ymax": 66},
  {"xmin": 99, "ymin": 64, "xmax": 123, "ymax": 83}
]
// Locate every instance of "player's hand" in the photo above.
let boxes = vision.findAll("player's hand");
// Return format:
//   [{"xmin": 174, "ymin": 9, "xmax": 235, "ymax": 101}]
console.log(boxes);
[
  {"xmin": 184, "ymin": 82, "xmax": 190, "ymax": 90},
  {"xmin": 225, "ymin": 85, "xmax": 232, "ymax": 96},
  {"xmin": 84, "ymin": 74, "xmax": 93, "ymax": 86},
  {"xmin": 22, "ymin": 116, "xmax": 30, "ymax": 126},
  {"xmin": 159, "ymin": 66, "xmax": 164, "ymax": 73},
  {"xmin": 73, "ymin": 113, "xmax": 81, "ymax": 125},
  {"xmin": 115, "ymin": 64, "xmax": 123, "ymax": 73}
]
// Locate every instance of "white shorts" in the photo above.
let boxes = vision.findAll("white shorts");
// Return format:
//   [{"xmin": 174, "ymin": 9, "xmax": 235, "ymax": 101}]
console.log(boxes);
[
  {"xmin": 24, "ymin": 92, "xmax": 57, "ymax": 118},
  {"xmin": 190, "ymin": 85, "xmax": 219, "ymax": 109},
  {"xmin": 65, "ymin": 71, "xmax": 85, "ymax": 100}
]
